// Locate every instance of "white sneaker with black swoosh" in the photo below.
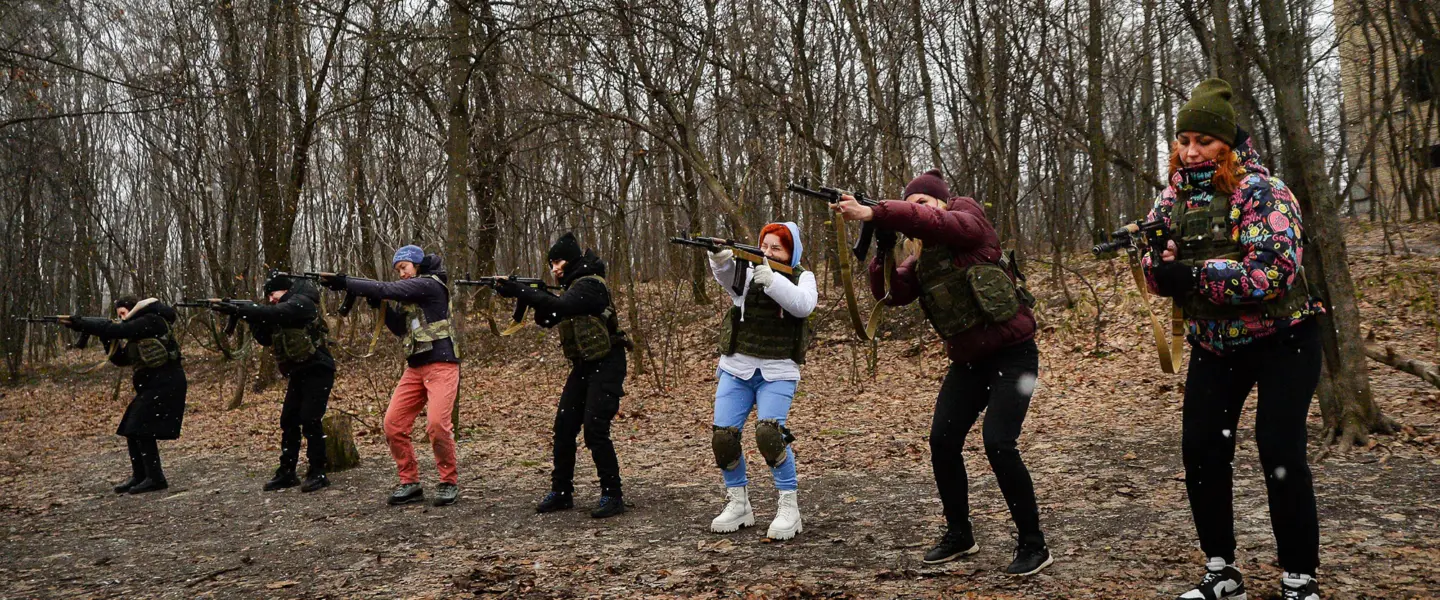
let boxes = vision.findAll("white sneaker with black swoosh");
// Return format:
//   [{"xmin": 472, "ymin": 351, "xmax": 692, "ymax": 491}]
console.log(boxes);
[{"xmin": 1177, "ymin": 557, "xmax": 1246, "ymax": 600}]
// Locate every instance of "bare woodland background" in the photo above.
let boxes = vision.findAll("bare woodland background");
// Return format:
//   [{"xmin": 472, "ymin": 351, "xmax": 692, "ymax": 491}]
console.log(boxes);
[{"xmin": 2, "ymin": 0, "xmax": 1438, "ymax": 448}]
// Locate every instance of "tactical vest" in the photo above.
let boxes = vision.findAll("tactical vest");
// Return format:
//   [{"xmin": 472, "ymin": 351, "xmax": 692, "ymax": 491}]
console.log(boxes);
[
  {"xmin": 557, "ymin": 275, "xmax": 622, "ymax": 362},
  {"xmin": 1173, "ymin": 191, "xmax": 1311, "ymax": 321},
  {"xmin": 717, "ymin": 266, "xmax": 810, "ymax": 363},
  {"xmin": 272, "ymin": 309, "xmax": 329, "ymax": 365},
  {"xmin": 398, "ymin": 275, "xmax": 456, "ymax": 357},
  {"xmin": 915, "ymin": 244, "xmax": 1022, "ymax": 339},
  {"xmin": 128, "ymin": 318, "xmax": 181, "ymax": 370}
]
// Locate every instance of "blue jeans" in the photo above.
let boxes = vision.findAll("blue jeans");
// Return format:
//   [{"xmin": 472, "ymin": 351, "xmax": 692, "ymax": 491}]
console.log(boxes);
[{"xmin": 712, "ymin": 370, "xmax": 798, "ymax": 491}]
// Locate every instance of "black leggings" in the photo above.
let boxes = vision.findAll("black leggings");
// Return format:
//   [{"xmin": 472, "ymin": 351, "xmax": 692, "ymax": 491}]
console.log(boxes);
[
  {"xmin": 552, "ymin": 349, "xmax": 626, "ymax": 498},
  {"xmin": 930, "ymin": 339, "xmax": 1044, "ymax": 547},
  {"xmin": 280, "ymin": 367, "xmax": 334, "ymax": 473},
  {"xmin": 1182, "ymin": 318, "xmax": 1322, "ymax": 575},
  {"xmin": 125, "ymin": 435, "xmax": 161, "ymax": 476}
]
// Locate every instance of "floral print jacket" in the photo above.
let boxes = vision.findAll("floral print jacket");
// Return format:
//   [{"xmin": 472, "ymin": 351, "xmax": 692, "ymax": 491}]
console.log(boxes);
[{"xmin": 1141, "ymin": 134, "xmax": 1322, "ymax": 355}]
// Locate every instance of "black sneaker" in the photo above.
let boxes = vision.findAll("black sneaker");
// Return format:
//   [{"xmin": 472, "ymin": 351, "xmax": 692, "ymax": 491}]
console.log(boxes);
[
  {"xmin": 1280, "ymin": 573, "xmax": 1319, "ymax": 600},
  {"xmin": 113, "ymin": 474, "xmax": 144, "ymax": 494},
  {"xmin": 300, "ymin": 473, "xmax": 330, "ymax": 493},
  {"xmin": 536, "ymin": 491, "xmax": 574, "ymax": 513},
  {"xmin": 387, "ymin": 483, "xmax": 424, "ymax": 505},
  {"xmin": 432, "ymin": 483, "xmax": 459, "ymax": 506},
  {"xmin": 264, "ymin": 468, "xmax": 301, "ymax": 491},
  {"xmin": 1177, "ymin": 558, "xmax": 1246, "ymax": 600},
  {"xmin": 922, "ymin": 528, "xmax": 979, "ymax": 564},
  {"xmin": 591, "ymin": 495, "xmax": 626, "ymax": 518},
  {"xmin": 1005, "ymin": 544, "xmax": 1054, "ymax": 576}
]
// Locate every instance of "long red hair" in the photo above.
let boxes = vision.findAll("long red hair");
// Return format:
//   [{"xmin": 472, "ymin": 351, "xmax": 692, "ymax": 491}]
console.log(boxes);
[{"xmin": 1168, "ymin": 141, "xmax": 1241, "ymax": 195}]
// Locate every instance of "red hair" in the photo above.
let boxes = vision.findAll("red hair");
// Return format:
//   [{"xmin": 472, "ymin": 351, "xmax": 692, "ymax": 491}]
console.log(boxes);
[
  {"xmin": 759, "ymin": 223, "xmax": 793, "ymax": 255},
  {"xmin": 1169, "ymin": 141, "xmax": 1241, "ymax": 195}
]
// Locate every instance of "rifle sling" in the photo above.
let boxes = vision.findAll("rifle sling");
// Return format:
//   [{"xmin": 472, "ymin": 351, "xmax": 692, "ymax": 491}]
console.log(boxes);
[{"xmin": 1127, "ymin": 253, "xmax": 1185, "ymax": 374}]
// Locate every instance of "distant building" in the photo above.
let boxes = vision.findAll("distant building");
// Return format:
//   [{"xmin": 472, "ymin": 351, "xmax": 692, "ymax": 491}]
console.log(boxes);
[{"xmin": 1338, "ymin": 0, "xmax": 1439, "ymax": 218}]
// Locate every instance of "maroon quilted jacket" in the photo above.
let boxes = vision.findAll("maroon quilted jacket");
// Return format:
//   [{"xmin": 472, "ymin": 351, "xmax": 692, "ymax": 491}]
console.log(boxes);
[{"xmin": 867, "ymin": 197, "xmax": 1036, "ymax": 364}]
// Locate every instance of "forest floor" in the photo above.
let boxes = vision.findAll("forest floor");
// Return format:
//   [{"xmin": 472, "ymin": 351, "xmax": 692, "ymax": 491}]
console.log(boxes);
[{"xmin": 1, "ymin": 219, "xmax": 1438, "ymax": 600}]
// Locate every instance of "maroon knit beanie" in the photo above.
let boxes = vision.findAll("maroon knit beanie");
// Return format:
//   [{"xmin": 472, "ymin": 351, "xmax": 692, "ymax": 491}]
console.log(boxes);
[{"xmin": 903, "ymin": 169, "xmax": 949, "ymax": 202}]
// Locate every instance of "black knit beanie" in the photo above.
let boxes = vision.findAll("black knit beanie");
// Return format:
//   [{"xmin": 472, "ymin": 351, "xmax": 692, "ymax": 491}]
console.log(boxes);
[{"xmin": 547, "ymin": 232, "xmax": 583, "ymax": 264}]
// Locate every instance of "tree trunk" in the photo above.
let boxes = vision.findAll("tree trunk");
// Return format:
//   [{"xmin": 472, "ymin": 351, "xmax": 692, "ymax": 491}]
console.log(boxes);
[
  {"xmin": 1255, "ymin": 0, "xmax": 1396, "ymax": 447},
  {"xmin": 1087, "ymin": 0, "xmax": 1112, "ymax": 237}
]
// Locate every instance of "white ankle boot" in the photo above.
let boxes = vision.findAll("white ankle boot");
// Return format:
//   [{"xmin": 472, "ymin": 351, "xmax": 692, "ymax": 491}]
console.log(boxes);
[
  {"xmin": 767, "ymin": 490, "xmax": 802, "ymax": 540},
  {"xmin": 710, "ymin": 486, "xmax": 754, "ymax": 533}
]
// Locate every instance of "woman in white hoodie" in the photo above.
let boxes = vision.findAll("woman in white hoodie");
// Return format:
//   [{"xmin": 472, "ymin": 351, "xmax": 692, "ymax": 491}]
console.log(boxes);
[{"xmin": 704, "ymin": 222, "xmax": 817, "ymax": 540}]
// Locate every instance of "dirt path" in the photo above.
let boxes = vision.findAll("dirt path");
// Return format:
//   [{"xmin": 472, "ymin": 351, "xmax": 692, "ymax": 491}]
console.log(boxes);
[{"xmin": 2, "ymin": 369, "xmax": 1436, "ymax": 599}]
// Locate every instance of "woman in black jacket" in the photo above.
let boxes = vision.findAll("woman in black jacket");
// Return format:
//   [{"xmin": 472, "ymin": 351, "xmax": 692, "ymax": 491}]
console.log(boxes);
[
  {"xmin": 222, "ymin": 274, "xmax": 336, "ymax": 493},
  {"xmin": 66, "ymin": 296, "xmax": 187, "ymax": 494},
  {"xmin": 496, "ymin": 233, "xmax": 630, "ymax": 519}
]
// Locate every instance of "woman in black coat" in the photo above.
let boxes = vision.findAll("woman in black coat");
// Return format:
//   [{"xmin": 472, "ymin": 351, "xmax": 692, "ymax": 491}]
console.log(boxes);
[{"xmin": 66, "ymin": 296, "xmax": 187, "ymax": 494}]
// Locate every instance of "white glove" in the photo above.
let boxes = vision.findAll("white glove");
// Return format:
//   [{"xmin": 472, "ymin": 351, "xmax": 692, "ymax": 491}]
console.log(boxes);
[
  {"xmin": 708, "ymin": 248, "xmax": 733, "ymax": 267},
  {"xmin": 751, "ymin": 262, "xmax": 775, "ymax": 289}
]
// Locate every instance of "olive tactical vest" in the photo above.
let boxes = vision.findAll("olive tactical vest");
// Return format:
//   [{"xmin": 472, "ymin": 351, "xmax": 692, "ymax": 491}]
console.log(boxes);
[
  {"xmin": 915, "ymin": 244, "xmax": 1022, "ymax": 339},
  {"xmin": 717, "ymin": 266, "xmax": 810, "ymax": 363},
  {"xmin": 557, "ymin": 275, "xmax": 621, "ymax": 362},
  {"xmin": 398, "ymin": 275, "xmax": 456, "ymax": 357},
  {"xmin": 272, "ymin": 308, "xmax": 328, "ymax": 365},
  {"xmin": 128, "ymin": 318, "xmax": 181, "ymax": 369},
  {"xmin": 1173, "ymin": 190, "xmax": 1311, "ymax": 321}
]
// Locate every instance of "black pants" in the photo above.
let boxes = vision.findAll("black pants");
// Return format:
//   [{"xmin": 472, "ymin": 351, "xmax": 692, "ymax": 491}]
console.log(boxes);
[
  {"xmin": 279, "ymin": 366, "xmax": 334, "ymax": 474},
  {"xmin": 125, "ymin": 435, "xmax": 161, "ymax": 477},
  {"xmin": 930, "ymin": 339, "xmax": 1045, "ymax": 547},
  {"xmin": 1183, "ymin": 318, "xmax": 1322, "ymax": 576},
  {"xmin": 552, "ymin": 349, "xmax": 626, "ymax": 497}
]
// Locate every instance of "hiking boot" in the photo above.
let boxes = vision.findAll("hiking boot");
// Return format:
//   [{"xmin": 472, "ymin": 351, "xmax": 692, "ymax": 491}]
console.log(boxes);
[
  {"xmin": 1177, "ymin": 557, "xmax": 1246, "ymax": 599},
  {"xmin": 264, "ymin": 467, "xmax": 300, "ymax": 491},
  {"xmin": 709, "ymin": 486, "xmax": 755, "ymax": 533},
  {"xmin": 537, "ymin": 490, "xmax": 574, "ymax": 513},
  {"xmin": 766, "ymin": 490, "xmax": 802, "ymax": 540},
  {"xmin": 1006, "ymin": 543, "xmax": 1054, "ymax": 576},
  {"xmin": 300, "ymin": 472, "xmax": 330, "ymax": 493},
  {"xmin": 923, "ymin": 527, "xmax": 979, "ymax": 564},
  {"xmin": 113, "ymin": 474, "xmax": 144, "ymax": 494},
  {"xmin": 591, "ymin": 495, "xmax": 626, "ymax": 518},
  {"xmin": 387, "ymin": 483, "xmax": 424, "ymax": 505},
  {"xmin": 127, "ymin": 475, "xmax": 168, "ymax": 494},
  {"xmin": 432, "ymin": 483, "xmax": 459, "ymax": 506}
]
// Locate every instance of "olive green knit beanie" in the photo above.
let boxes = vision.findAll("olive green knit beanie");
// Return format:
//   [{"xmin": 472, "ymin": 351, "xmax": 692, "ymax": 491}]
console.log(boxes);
[{"xmin": 1176, "ymin": 78, "xmax": 1238, "ymax": 146}]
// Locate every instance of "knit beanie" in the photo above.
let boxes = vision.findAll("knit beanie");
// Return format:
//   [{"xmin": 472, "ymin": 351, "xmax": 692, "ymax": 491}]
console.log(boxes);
[
  {"xmin": 392, "ymin": 244, "xmax": 424, "ymax": 266},
  {"xmin": 114, "ymin": 295, "xmax": 139, "ymax": 311},
  {"xmin": 903, "ymin": 169, "xmax": 950, "ymax": 202},
  {"xmin": 1176, "ymin": 78, "xmax": 1238, "ymax": 146},
  {"xmin": 264, "ymin": 271, "xmax": 294, "ymax": 294},
  {"xmin": 547, "ymin": 232, "xmax": 583, "ymax": 264}
]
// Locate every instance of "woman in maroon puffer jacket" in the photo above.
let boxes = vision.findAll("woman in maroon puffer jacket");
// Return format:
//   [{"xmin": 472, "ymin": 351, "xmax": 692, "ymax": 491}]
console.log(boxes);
[{"xmin": 834, "ymin": 169, "xmax": 1051, "ymax": 576}]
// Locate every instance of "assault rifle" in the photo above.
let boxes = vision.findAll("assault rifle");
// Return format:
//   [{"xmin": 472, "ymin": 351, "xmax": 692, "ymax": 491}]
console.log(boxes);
[
  {"xmin": 12, "ymin": 316, "xmax": 92, "ymax": 349},
  {"xmin": 1092, "ymin": 218, "xmax": 1171, "ymax": 257},
  {"xmin": 786, "ymin": 178, "xmax": 883, "ymax": 261},
  {"xmin": 454, "ymin": 275, "xmax": 563, "ymax": 335},
  {"xmin": 671, "ymin": 235, "xmax": 796, "ymax": 295},
  {"xmin": 299, "ymin": 272, "xmax": 371, "ymax": 316},
  {"xmin": 175, "ymin": 298, "xmax": 254, "ymax": 335}
]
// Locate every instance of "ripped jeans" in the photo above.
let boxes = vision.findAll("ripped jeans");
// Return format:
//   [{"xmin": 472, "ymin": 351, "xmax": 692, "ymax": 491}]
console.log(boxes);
[{"xmin": 713, "ymin": 370, "xmax": 798, "ymax": 491}]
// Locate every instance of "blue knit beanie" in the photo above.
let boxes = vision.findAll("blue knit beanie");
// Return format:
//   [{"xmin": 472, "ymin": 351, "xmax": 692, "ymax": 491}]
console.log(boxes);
[{"xmin": 392, "ymin": 244, "xmax": 425, "ymax": 266}]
